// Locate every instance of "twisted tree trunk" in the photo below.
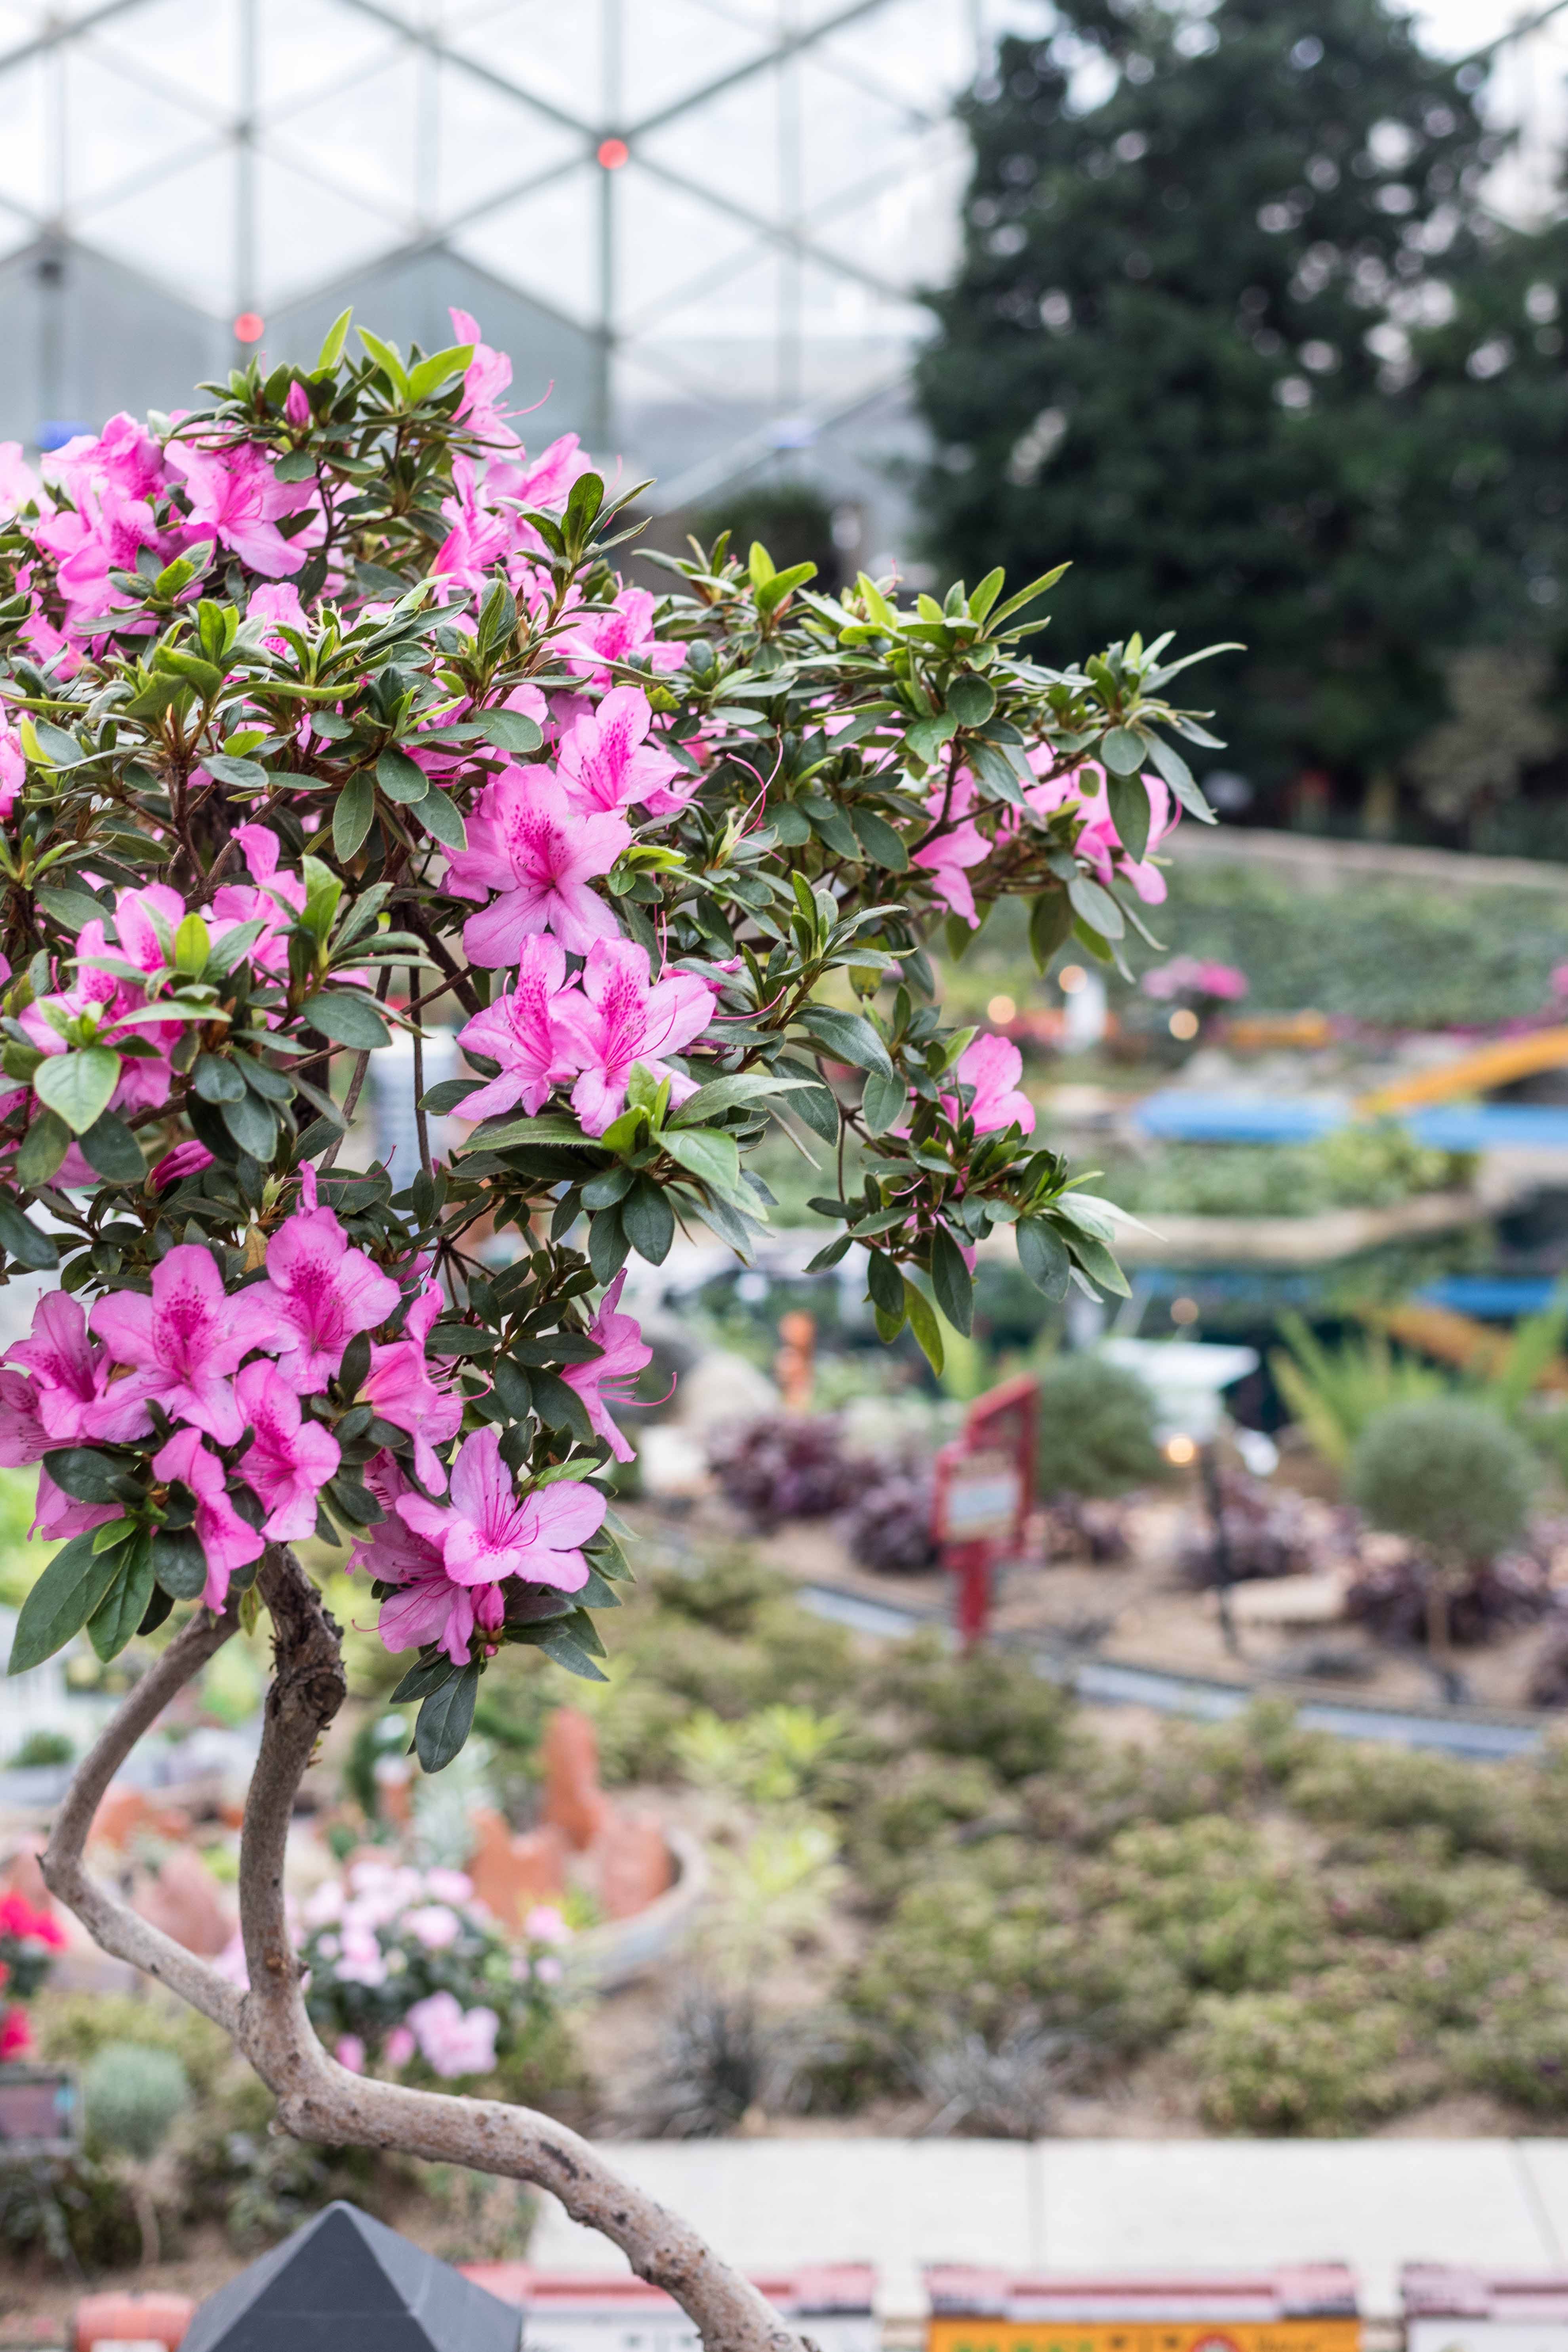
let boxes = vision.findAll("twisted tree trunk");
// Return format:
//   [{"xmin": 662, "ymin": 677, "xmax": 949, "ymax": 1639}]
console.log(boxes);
[{"xmin": 41, "ymin": 1550, "xmax": 803, "ymax": 2352}]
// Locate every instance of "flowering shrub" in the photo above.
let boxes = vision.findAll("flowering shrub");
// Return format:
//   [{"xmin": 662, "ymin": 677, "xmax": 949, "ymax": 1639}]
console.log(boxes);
[
  {"xmin": 0, "ymin": 1888, "xmax": 66, "ymax": 2057},
  {"xmin": 0, "ymin": 307, "xmax": 1220, "ymax": 1767},
  {"xmin": 296, "ymin": 1859, "xmax": 567, "ymax": 2081}
]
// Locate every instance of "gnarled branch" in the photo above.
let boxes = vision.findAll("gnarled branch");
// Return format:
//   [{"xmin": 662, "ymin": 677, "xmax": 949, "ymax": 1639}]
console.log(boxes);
[{"xmin": 43, "ymin": 1550, "xmax": 805, "ymax": 2352}]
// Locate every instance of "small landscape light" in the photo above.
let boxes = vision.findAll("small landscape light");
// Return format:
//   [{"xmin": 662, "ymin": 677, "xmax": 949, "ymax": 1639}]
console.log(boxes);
[
  {"xmin": 1165, "ymin": 1433, "xmax": 1198, "ymax": 1466},
  {"xmin": 1168, "ymin": 1007, "xmax": 1199, "ymax": 1040},
  {"xmin": 987, "ymin": 993, "xmax": 1015, "ymax": 1024},
  {"xmin": 232, "ymin": 311, "xmax": 265, "ymax": 344},
  {"xmin": 1170, "ymin": 1296, "xmax": 1200, "ymax": 1325},
  {"xmin": 1059, "ymin": 963, "xmax": 1087, "ymax": 995},
  {"xmin": 597, "ymin": 137, "xmax": 629, "ymax": 169}
]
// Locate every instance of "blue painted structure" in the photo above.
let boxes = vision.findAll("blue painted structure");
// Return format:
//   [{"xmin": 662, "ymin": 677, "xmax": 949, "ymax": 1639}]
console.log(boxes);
[{"xmin": 1134, "ymin": 1091, "xmax": 1568, "ymax": 1150}]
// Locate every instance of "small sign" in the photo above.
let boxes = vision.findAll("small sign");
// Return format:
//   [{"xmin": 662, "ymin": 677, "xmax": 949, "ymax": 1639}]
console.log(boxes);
[
  {"xmin": 938, "ymin": 1453, "xmax": 1023, "ymax": 1543},
  {"xmin": 0, "ymin": 2064, "xmax": 78, "ymax": 2156}
]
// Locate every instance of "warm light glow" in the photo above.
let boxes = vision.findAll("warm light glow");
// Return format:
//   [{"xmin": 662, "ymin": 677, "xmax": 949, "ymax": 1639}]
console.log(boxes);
[
  {"xmin": 987, "ymin": 994, "xmax": 1016, "ymax": 1025},
  {"xmin": 1168, "ymin": 1007, "xmax": 1200, "ymax": 1040},
  {"xmin": 1059, "ymin": 964, "xmax": 1087, "ymax": 995},
  {"xmin": 598, "ymin": 137, "xmax": 630, "ymax": 169},
  {"xmin": 1165, "ymin": 1434, "xmax": 1198, "ymax": 1466},
  {"xmin": 232, "ymin": 311, "xmax": 265, "ymax": 343},
  {"xmin": 1170, "ymin": 1296, "xmax": 1200, "ymax": 1325}
]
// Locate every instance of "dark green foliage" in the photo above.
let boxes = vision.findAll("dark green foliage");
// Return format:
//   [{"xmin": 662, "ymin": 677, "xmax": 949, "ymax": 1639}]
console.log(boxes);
[
  {"xmin": 1349, "ymin": 1399, "xmax": 1537, "ymax": 1563},
  {"xmin": 687, "ymin": 484, "xmax": 843, "ymax": 591},
  {"xmin": 1035, "ymin": 1352, "xmax": 1164, "ymax": 1498},
  {"xmin": 871, "ymin": 1632, "xmax": 1075, "ymax": 1780},
  {"xmin": 916, "ymin": 0, "xmax": 1568, "ymax": 815}
]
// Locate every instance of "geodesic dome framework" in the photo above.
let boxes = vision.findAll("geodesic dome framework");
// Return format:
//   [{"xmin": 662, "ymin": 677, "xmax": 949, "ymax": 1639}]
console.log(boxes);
[{"xmin": 0, "ymin": 0, "xmax": 1037, "ymax": 526}]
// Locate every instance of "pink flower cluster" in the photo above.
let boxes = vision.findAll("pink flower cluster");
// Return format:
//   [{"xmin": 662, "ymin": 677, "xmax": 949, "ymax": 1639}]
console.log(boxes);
[
  {"xmin": 912, "ymin": 760, "xmax": 1181, "ymax": 930},
  {"xmin": 1141, "ymin": 956, "xmax": 1249, "ymax": 1003}
]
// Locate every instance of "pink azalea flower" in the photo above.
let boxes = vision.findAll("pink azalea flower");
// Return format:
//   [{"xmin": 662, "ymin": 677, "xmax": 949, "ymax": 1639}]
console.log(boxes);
[
  {"xmin": 405, "ymin": 1988, "xmax": 498, "ymax": 2079},
  {"xmin": 0, "ymin": 442, "xmax": 42, "ymax": 518},
  {"xmin": 233, "ymin": 1358, "xmax": 342, "ymax": 1541},
  {"xmin": 384, "ymin": 2024, "xmax": 416, "ymax": 2069},
  {"xmin": 249, "ymin": 1167, "xmax": 402, "ymax": 1391},
  {"xmin": 0, "ymin": 1370, "xmax": 49, "ymax": 1467},
  {"xmin": 911, "ymin": 772, "xmax": 991, "ymax": 928},
  {"xmin": 249, "ymin": 581, "xmax": 307, "ymax": 654},
  {"xmin": 0, "ymin": 717, "xmax": 23, "ymax": 820},
  {"xmin": 488, "ymin": 432, "xmax": 593, "ymax": 512},
  {"xmin": 335, "ymin": 2034, "xmax": 365, "ymax": 2074},
  {"xmin": 943, "ymin": 1034, "xmax": 1035, "ymax": 1137},
  {"xmin": 454, "ymin": 935, "xmax": 579, "ymax": 1122},
  {"xmin": 562, "ymin": 1271, "xmax": 652, "ymax": 1463},
  {"xmin": 431, "ymin": 455, "xmax": 510, "ymax": 593},
  {"xmin": 561, "ymin": 587, "xmax": 687, "ymax": 686},
  {"xmin": 395, "ymin": 1425, "xmax": 605, "ymax": 1590},
  {"xmin": 211, "ymin": 822, "xmax": 307, "ymax": 981},
  {"xmin": 34, "ymin": 487, "xmax": 181, "ymax": 638},
  {"xmin": 284, "ymin": 382, "xmax": 312, "ymax": 429},
  {"xmin": 151, "ymin": 1426, "xmax": 266, "ymax": 1609},
  {"xmin": 359, "ymin": 1282, "xmax": 463, "ymax": 1494},
  {"xmin": 90, "ymin": 1243, "xmax": 276, "ymax": 1447},
  {"xmin": 556, "ymin": 937, "xmax": 716, "ymax": 1135},
  {"xmin": 163, "ymin": 437, "xmax": 316, "ymax": 577},
  {"xmin": 445, "ymin": 767, "xmax": 629, "ymax": 964},
  {"xmin": 556, "ymin": 686, "xmax": 684, "ymax": 815},
  {"xmin": 404, "ymin": 1904, "xmax": 461, "ymax": 1950},
  {"xmin": 47, "ymin": 413, "xmax": 166, "ymax": 507},
  {"xmin": 352, "ymin": 1457, "xmax": 505, "ymax": 1665},
  {"xmin": 33, "ymin": 1468, "xmax": 118, "ymax": 1543},
  {"xmin": 150, "ymin": 1139, "xmax": 215, "ymax": 1192},
  {"xmin": 6, "ymin": 1291, "xmax": 151, "ymax": 1446},
  {"xmin": 448, "ymin": 307, "xmax": 516, "ymax": 447}
]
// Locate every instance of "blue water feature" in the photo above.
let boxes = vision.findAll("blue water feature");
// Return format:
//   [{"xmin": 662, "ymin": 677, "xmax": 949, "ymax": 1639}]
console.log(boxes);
[
  {"xmin": 1135, "ymin": 1092, "xmax": 1568, "ymax": 1150},
  {"xmin": 1417, "ymin": 1275, "xmax": 1564, "ymax": 1318}
]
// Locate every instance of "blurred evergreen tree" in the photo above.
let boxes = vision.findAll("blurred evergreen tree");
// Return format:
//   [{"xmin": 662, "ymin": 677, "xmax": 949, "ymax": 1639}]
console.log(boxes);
[{"xmin": 916, "ymin": 0, "xmax": 1568, "ymax": 828}]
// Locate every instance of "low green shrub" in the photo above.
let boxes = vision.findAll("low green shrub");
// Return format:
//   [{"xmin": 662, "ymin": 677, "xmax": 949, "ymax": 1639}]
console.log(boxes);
[
  {"xmin": 84, "ymin": 2043, "xmax": 189, "ymax": 2161},
  {"xmin": 872, "ymin": 1634, "xmax": 1074, "ymax": 1781},
  {"xmin": 1034, "ymin": 1354, "xmax": 1165, "ymax": 1499},
  {"xmin": 1349, "ymin": 1400, "xmax": 1536, "ymax": 1566},
  {"xmin": 1283, "ymin": 1741, "xmax": 1507, "ymax": 1850},
  {"xmin": 1100, "ymin": 1817, "xmax": 1326, "ymax": 1995},
  {"xmin": 1181, "ymin": 1974, "xmax": 1433, "ymax": 2133}
]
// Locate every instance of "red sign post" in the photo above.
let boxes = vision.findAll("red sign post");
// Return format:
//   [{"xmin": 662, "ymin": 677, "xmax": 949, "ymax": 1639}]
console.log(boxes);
[{"xmin": 932, "ymin": 1373, "xmax": 1037, "ymax": 1648}]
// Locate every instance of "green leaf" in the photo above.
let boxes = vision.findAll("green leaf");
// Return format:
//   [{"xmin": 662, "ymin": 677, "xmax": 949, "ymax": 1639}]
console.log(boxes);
[
  {"xmin": 193, "ymin": 1053, "xmax": 246, "ymax": 1105},
  {"xmin": 202, "ymin": 752, "xmax": 268, "ymax": 791},
  {"xmin": 474, "ymin": 1112, "xmax": 587, "ymax": 1150},
  {"xmin": 530, "ymin": 1369, "xmax": 594, "ymax": 1445},
  {"xmin": 88, "ymin": 1540, "xmax": 156, "ymax": 1663},
  {"xmin": 847, "ymin": 806, "xmax": 909, "ymax": 870},
  {"xmin": 305, "ymin": 992, "xmax": 390, "ymax": 1050},
  {"xmin": 669, "ymin": 1072, "xmax": 812, "ymax": 1127},
  {"xmin": 662, "ymin": 1127, "xmax": 741, "ymax": 1194},
  {"xmin": 930, "ymin": 1226, "xmax": 974, "ymax": 1337},
  {"xmin": 475, "ymin": 708, "xmax": 543, "ymax": 754},
  {"xmin": 903, "ymin": 1279, "xmax": 944, "ymax": 1376},
  {"xmin": 9, "ymin": 1534, "xmax": 126, "ymax": 1674},
  {"xmin": 621, "ymin": 1177, "xmax": 675, "ymax": 1264},
  {"xmin": 0, "ymin": 1198, "xmax": 56, "ymax": 1270},
  {"xmin": 358, "ymin": 327, "xmax": 410, "ymax": 398},
  {"xmin": 801, "ymin": 794, "xmax": 861, "ymax": 861},
  {"xmin": 1029, "ymin": 891, "xmax": 1075, "ymax": 972},
  {"xmin": 865, "ymin": 1247, "xmax": 905, "ymax": 1315},
  {"xmin": 1064, "ymin": 1224, "xmax": 1131, "ymax": 1299},
  {"xmin": 798, "ymin": 1006, "xmax": 894, "ymax": 1081},
  {"xmin": 15, "ymin": 1110, "xmax": 71, "ymax": 1188},
  {"xmin": 530, "ymin": 1621, "xmax": 610, "ymax": 1682},
  {"xmin": 1017, "ymin": 1216, "xmax": 1072, "ymax": 1300},
  {"xmin": 43, "ymin": 1447, "xmax": 126, "ymax": 1503},
  {"xmin": 1066, "ymin": 873, "xmax": 1125, "ymax": 940},
  {"xmin": 79, "ymin": 1110, "xmax": 146, "ymax": 1186},
  {"xmin": 946, "ymin": 674, "xmax": 996, "ymax": 727},
  {"xmin": 415, "ymin": 786, "xmax": 467, "ymax": 852},
  {"xmin": 1106, "ymin": 771, "xmax": 1151, "ymax": 862},
  {"xmin": 375, "ymin": 748, "xmax": 431, "ymax": 804},
  {"xmin": 316, "ymin": 307, "xmax": 353, "ymax": 369},
  {"xmin": 1146, "ymin": 730, "xmax": 1217, "ymax": 823},
  {"xmin": 221, "ymin": 1090, "xmax": 278, "ymax": 1159},
  {"xmin": 34, "ymin": 1047, "xmax": 120, "ymax": 1136},
  {"xmin": 389, "ymin": 1653, "xmax": 460, "ymax": 1705},
  {"xmin": 334, "ymin": 771, "xmax": 375, "ymax": 861},
  {"xmin": 152, "ymin": 1528, "xmax": 208, "ymax": 1601},
  {"xmin": 406, "ymin": 343, "xmax": 474, "ymax": 403},
  {"xmin": 564, "ymin": 472, "xmax": 605, "ymax": 542},
  {"xmin": 36, "ymin": 886, "xmax": 108, "ymax": 934},
  {"xmin": 1100, "ymin": 726, "xmax": 1146, "ymax": 777},
  {"xmin": 860, "ymin": 1069, "xmax": 907, "ymax": 1135},
  {"xmin": 415, "ymin": 1663, "xmax": 481, "ymax": 1772}
]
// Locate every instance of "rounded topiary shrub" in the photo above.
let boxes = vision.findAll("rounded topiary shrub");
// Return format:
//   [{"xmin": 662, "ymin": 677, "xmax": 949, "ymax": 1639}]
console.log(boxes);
[
  {"xmin": 1035, "ymin": 1353, "xmax": 1164, "ymax": 1499},
  {"xmin": 1348, "ymin": 1400, "xmax": 1536, "ymax": 1566},
  {"xmin": 84, "ymin": 2042, "xmax": 190, "ymax": 2161}
]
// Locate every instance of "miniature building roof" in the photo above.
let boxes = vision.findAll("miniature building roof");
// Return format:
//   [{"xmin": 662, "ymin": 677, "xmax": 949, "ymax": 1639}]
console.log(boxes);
[
  {"xmin": 926, "ymin": 2267, "xmax": 1360, "ymax": 2321},
  {"xmin": 1403, "ymin": 2266, "xmax": 1568, "ymax": 2321},
  {"xmin": 461, "ymin": 2262, "xmax": 876, "ymax": 2316},
  {"xmin": 180, "ymin": 2200, "xmax": 521, "ymax": 2352}
]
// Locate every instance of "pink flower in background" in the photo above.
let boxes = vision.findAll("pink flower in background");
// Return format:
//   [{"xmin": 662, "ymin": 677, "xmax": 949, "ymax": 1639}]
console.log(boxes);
[
  {"xmin": 557, "ymin": 937, "xmax": 716, "ymax": 1135},
  {"xmin": 945, "ymin": 1034, "xmax": 1035, "ymax": 1137},
  {"xmin": 562, "ymin": 1271, "xmax": 653, "ymax": 1463},
  {"xmin": 6, "ymin": 1291, "xmax": 149, "ymax": 1445},
  {"xmin": 0, "ymin": 442, "xmax": 42, "ymax": 518},
  {"xmin": 405, "ymin": 1989, "xmax": 498, "ymax": 2079},
  {"xmin": 455, "ymin": 935, "xmax": 579, "ymax": 1120},
  {"xmin": 384, "ymin": 2024, "xmax": 416, "ymax": 2069},
  {"xmin": 0, "ymin": 717, "xmax": 23, "ymax": 820},
  {"xmin": 448, "ymin": 307, "xmax": 515, "ymax": 446},
  {"xmin": 250, "ymin": 1168, "xmax": 402, "ymax": 1390},
  {"xmin": 90, "ymin": 1242, "xmax": 275, "ymax": 1447},
  {"xmin": 911, "ymin": 774, "xmax": 990, "ymax": 927},
  {"xmin": 234, "ymin": 1358, "xmax": 341, "ymax": 1540},
  {"xmin": 431, "ymin": 455, "xmax": 510, "ymax": 592},
  {"xmin": 335, "ymin": 2034, "xmax": 365, "ymax": 2074},
  {"xmin": 164, "ymin": 438, "xmax": 316, "ymax": 576},
  {"xmin": 405, "ymin": 1904, "xmax": 461, "ymax": 1951},
  {"xmin": 151, "ymin": 1426, "xmax": 266, "ymax": 1609},
  {"xmin": 249, "ymin": 581, "xmax": 307, "ymax": 653},
  {"xmin": 488, "ymin": 432, "xmax": 593, "ymax": 512},
  {"xmin": 359, "ymin": 1282, "xmax": 463, "ymax": 1493},
  {"xmin": 562, "ymin": 588, "xmax": 687, "ymax": 685},
  {"xmin": 395, "ymin": 1425, "xmax": 604, "ymax": 1590},
  {"xmin": 446, "ymin": 768, "xmax": 629, "ymax": 963},
  {"xmin": 1142, "ymin": 956, "xmax": 1248, "ymax": 1003},
  {"xmin": 556, "ymin": 686, "xmax": 683, "ymax": 816},
  {"xmin": 47, "ymin": 413, "xmax": 166, "ymax": 507},
  {"xmin": 149, "ymin": 1139, "xmax": 215, "ymax": 1192}
]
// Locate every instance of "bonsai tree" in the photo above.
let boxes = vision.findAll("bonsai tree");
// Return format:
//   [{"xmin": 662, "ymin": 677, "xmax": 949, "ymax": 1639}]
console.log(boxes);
[
  {"xmin": 1349, "ymin": 1398, "xmax": 1536, "ymax": 1684},
  {"xmin": 0, "ymin": 311, "xmax": 1220, "ymax": 2350}
]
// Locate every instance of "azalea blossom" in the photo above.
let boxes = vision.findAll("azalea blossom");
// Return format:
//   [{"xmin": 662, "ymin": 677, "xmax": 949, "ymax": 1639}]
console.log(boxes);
[
  {"xmin": 445, "ymin": 767, "xmax": 629, "ymax": 964},
  {"xmin": 46, "ymin": 413, "xmax": 166, "ymax": 508},
  {"xmin": 234, "ymin": 1358, "xmax": 341, "ymax": 1541},
  {"xmin": 34, "ymin": 486, "xmax": 180, "ymax": 638},
  {"xmin": 250, "ymin": 1167, "xmax": 402, "ymax": 1391},
  {"xmin": 911, "ymin": 773, "xmax": 991, "ymax": 927},
  {"xmin": 431, "ymin": 455, "xmax": 510, "ymax": 594},
  {"xmin": 395, "ymin": 1425, "xmax": 604, "ymax": 1590},
  {"xmin": 151, "ymin": 1426, "xmax": 266, "ymax": 1609},
  {"xmin": 34, "ymin": 1468, "xmax": 120, "ymax": 1543},
  {"xmin": 448, "ymin": 307, "xmax": 516, "ymax": 447},
  {"xmin": 211, "ymin": 822, "xmax": 307, "ymax": 980},
  {"xmin": 556, "ymin": 937, "xmax": 716, "ymax": 1135},
  {"xmin": 352, "ymin": 1457, "xmax": 506, "ymax": 1666},
  {"xmin": 562, "ymin": 1272, "xmax": 652, "ymax": 1463},
  {"xmin": 90, "ymin": 1242, "xmax": 275, "ymax": 1447},
  {"xmin": 249, "ymin": 580, "xmax": 307, "ymax": 655},
  {"xmin": 163, "ymin": 437, "xmax": 316, "ymax": 577},
  {"xmin": 562, "ymin": 587, "xmax": 687, "ymax": 686},
  {"xmin": 5, "ymin": 1291, "xmax": 150, "ymax": 1446},
  {"xmin": 556, "ymin": 686, "xmax": 684, "ymax": 816},
  {"xmin": 358, "ymin": 1282, "xmax": 463, "ymax": 1494},
  {"xmin": 945, "ymin": 1034, "xmax": 1035, "ymax": 1137},
  {"xmin": 487, "ymin": 431, "xmax": 593, "ymax": 514},
  {"xmin": 149, "ymin": 1139, "xmax": 215, "ymax": 1192},
  {"xmin": 405, "ymin": 1988, "xmax": 499, "ymax": 2078},
  {"xmin": 454, "ymin": 935, "xmax": 579, "ymax": 1122},
  {"xmin": 0, "ymin": 442, "xmax": 42, "ymax": 519},
  {"xmin": 0, "ymin": 717, "xmax": 24, "ymax": 821}
]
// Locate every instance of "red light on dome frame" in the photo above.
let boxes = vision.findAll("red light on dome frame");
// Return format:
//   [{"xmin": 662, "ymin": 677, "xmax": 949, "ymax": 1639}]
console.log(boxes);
[
  {"xmin": 233, "ymin": 311, "xmax": 265, "ymax": 343},
  {"xmin": 597, "ymin": 138, "xmax": 629, "ymax": 169}
]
